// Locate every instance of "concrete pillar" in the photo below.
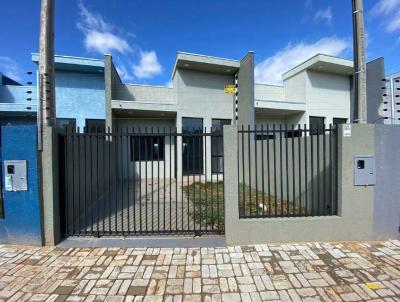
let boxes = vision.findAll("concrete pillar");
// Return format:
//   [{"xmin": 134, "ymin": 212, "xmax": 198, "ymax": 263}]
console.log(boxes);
[
  {"xmin": 223, "ymin": 125, "xmax": 239, "ymax": 244},
  {"xmin": 238, "ymin": 52, "xmax": 255, "ymax": 127},
  {"xmin": 40, "ymin": 126, "xmax": 60, "ymax": 245},
  {"xmin": 104, "ymin": 55, "xmax": 113, "ymax": 131}
]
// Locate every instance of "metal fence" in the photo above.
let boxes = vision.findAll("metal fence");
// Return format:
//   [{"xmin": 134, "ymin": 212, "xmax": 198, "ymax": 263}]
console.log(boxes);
[
  {"xmin": 58, "ymin": 127, "xmax": 224, "ymax": 237},
  {"xmin": 238, "ymin": 124, "xmax": 338, "ymax": 218}
]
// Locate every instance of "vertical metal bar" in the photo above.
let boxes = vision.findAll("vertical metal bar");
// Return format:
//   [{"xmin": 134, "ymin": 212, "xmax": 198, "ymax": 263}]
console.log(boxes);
[
  {"xmin": 211, "ymin": 133, "xmax": 214, "ymax": 230},
  {"xmin": 163, "ymin": 128, "xmax": 166, "ymax": 232},
  {"xmin": 285, "ymin": 124, "xmax": 289, "ymax": 216},
  {"xmin": 273, "ymin": 124, "xmax": 277, "ymax": 217},
  {"xmin": 254, "ymin": 125, "xmax": 258, "ymax": 217},
  {"xmin": 151, "ymin": 128, "xmax": 154, "ymax": 233},
  {"xmin": 310, "ymin": 124, "xmax": 314, "ymax": 216},
  {"xmin": 216, "ymin": 132, "xmax": 220, "ymax": 231},
  {"xmin": 126, "ymin": 128, "xmax": 130, "ymax": 234},
  {"xmin": 218, "ymin": 130, "xmax": 225, "ymax": 232},
  {"xmin": 108, "ymin": 127, "xmax": 112, "ymax": 235},
  {"xmin": 138, "ymin": 128, "xmax": 143, "ymax": 233},
  {"xmin": 174, "ymin": 132, "xmax": 178, "ymax": 232},
  {"xmin": 279, "ymin": 124, "xmax": 283, "ymax": 217},
  {"xmin": 198, "ymin": 129, "xmax": 203, "ymax": 232},
  {"xmin": 120, "ymin": 128, "xmax": 124, "ymax": 234},
  {"xmin": 77, "ymin": 127, "xmax": 81, "ymax": 235},
  {"xmin": 157, "ymin": 129, "xmax": 160, "ymax": 233},
  {"xmin": 192, "ymin": 135, "xmax": 195, "ymax": 231},
  {"xmin": 71, "ymin": 127, "xmax": 75, "ymax": 235},
  {"xmin": 132, "ymin": 128, "xmax": 136, "ymax": 233},
  {"xmin": 303, "ymin": 124, "xmax": 307, "ymax": 216},
  {"xmin": 114, "ymin": 128, "xmax": 118, "ymax": 234},
  {"xmin": 298, "ymin": 125, "xmax": 302, "ymax": 216},
  {"xmin": 241, "ymin": 125, "xmax": 245, "ymax": 216},
  {"xmin": 104, "ymin": 129, "xmax": 108, "ymax": 235},
  {"xmin": 261, "ymin": 124, "xmax": 265, "ymax": 216},
  {"xmin": 247, "ymin": 125, "xmax": 252, "ymax": 215},
  {"xmin": 335, "ymin": 125, "xmax": 339, "ymax": 215},
  {"xmin": 169, "ymin": 129, "xmax": 172, "ymax": 232},
  {"xmin": 83, "ymin": 128, "xmax": 87, "ymax": 235},
  {"xmin": 266, "ymin": 124, "xmax": 271, "ymax": 217},
  {"xmin": 323, "ymin": 125, "xmax": 327, "ymax": 215},
  {"xmin": 64, "ymin": 129, "xmax": 69, "ymax": 237},
  {"xmin": 317, "ymin": 124, "xmax": 320, "ymax": 216},
  {"xmin": 145, "ymin": 129, "xmax": 148, "ymax": 233},
  {"xmin": 205, "ymin": 128, "xmax": 208, "ymax": 230},
  {"xmin": 291, "ymin": 124, "xmax": 295, "ymax": 216},
  {"xmin": 94, "ymin": 129, "xmax": 99, "ymax": 235},
  {"xmin": 329, "ymin": 124, "xmax": 333, "ymax": 215},
  {"xmin": 181, "ymin": 133, "xmax": 184, "ymax": 231}
]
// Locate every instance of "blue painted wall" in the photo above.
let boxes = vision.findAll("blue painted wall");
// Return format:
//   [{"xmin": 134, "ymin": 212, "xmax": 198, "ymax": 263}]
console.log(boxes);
[
  {"xmin": 0, "ymin": 125, "xmax": 42, "ymax": 245},
  {"xmin": 55, "ymin": 71, "xmax": 105, "ymax": 128}
]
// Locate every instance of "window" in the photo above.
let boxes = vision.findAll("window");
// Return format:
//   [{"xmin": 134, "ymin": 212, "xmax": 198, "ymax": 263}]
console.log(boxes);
[
  {"xmin": 211, "ymin": 119, "xmax": 231, "ymax": 132},
  {"xmin": 309, "ymin": 116, "xmax": 325, "ymax": 135},
  {"xmin": 182, "ymin": 117, "xmax": 203, "ymax": 133},
  {"xmin": 256, "ymin": 134, "xmax": 276, "ymax": 140},
  {"xmin": 56, "ymin": 118, "xmax": 76, "ymax": 130},
  {"xmin": 86, "ymin": 119, "xmax": 106, "ymax": 132},
  {"xmin": 285, "ymin": 130, "xmax": 302, "ymax": 138},
  {"xmin": 131, "ymin": 136, "xmax": 165, "ymax": 161},
  {"xmin": 333, "ymin": 118, "xmax": 347, "ymax": 125}
]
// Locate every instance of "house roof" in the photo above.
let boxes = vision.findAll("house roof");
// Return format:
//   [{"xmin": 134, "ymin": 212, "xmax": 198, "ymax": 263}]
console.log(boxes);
[
  {"xmin": 31, "ymin": 53, "xmax": 104, "ymax": 73},
  {"xmin": 282, "ymin": 54, "xmax": 353, "ymax": 80},
  {"xmin": 172, "ymin": 52, "xmax": 240, "ymax": 78}
]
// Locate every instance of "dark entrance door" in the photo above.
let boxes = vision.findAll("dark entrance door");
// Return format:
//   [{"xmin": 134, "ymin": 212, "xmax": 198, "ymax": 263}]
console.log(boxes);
[
  {"xmin": 182, "ymin": 118, "xmax": 203, "ymax": 175},
  {"xmin": 211, "ymin": 119, "xmax": 231, "ymax": 173}
]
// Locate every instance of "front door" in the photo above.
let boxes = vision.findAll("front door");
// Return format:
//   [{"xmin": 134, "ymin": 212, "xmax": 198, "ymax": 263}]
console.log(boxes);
[{"xmin": 182, "ymin": 117, "xmax": 203, "ymax": 175}]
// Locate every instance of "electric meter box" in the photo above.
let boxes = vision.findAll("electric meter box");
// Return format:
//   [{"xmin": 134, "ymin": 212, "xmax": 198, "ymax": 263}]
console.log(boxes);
[
  {"xmin": 354, "ymin": 156, "xmax": 375, "ymax": 186},
  {"xmin": 4, "ymin": 160, "xmax": 28, "ymax": 191}
]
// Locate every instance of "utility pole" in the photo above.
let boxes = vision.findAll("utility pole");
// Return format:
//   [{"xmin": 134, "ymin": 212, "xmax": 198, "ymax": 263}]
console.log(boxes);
[
  {"xmin": 39, "ymin": 0, "xmax": 56, "ymax": 140},
  {"xmin": 39, "ymin": 0, "xmax": 59, "ymax": 245},
  {"xmin": 352, "ymin": 0, "xmax": 367, "ymax": 123}
]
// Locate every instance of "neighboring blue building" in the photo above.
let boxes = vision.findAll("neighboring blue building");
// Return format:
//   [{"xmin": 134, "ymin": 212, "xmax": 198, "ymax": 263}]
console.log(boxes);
[
  {"xmin": 0, "ymin": 54, "xmax": 106, "ymax": 129},
  {"xmin": 0, "ymin": 72, "xmax": 37, "ymax": 125}
]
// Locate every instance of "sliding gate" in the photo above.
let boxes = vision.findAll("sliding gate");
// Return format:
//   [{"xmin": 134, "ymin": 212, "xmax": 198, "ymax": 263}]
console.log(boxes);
[{"xmin": 58, "ymin": 127, "xmax": 224, "ymax": 238}]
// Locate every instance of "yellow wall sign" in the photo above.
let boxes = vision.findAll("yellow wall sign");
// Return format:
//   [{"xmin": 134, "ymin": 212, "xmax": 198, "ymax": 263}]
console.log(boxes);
[{"xmin": 224, "ymin": 85, "xmax": 236, "ymax": 94}]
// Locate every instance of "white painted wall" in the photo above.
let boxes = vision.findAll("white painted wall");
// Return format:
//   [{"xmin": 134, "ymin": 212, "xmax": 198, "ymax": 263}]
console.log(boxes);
[
  {"xmin": 305, "ymin": 70, "xmax": 350, "ymax": 125},
  {"xmin": 114, "ymin": 118, "xmax": 176, "ymax": 180}
]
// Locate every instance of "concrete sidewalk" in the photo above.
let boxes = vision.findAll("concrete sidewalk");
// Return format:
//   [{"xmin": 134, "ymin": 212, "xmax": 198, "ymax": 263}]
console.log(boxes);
[{"xmin": 0, "ymin": 240, "xmax": 400, "ymax": 301}]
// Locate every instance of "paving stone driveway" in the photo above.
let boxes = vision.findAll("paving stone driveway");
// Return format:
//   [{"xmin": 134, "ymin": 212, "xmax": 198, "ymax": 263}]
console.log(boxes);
[{"xmin": 0, "ymin": 240, "xmax": 400, "ymax": 302}]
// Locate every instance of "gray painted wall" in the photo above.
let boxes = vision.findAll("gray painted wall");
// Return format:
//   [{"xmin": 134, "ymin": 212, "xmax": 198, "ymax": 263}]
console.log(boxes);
[
  {"xmin": 373, "ymin": 125, "xmax": 400, "ymax": 239},
  {"xmin": 238, "ymin": 53, "xmax": 255, "ymax": 127},
  {"xmin": 367, "ymin": 58, "xmax": 385, "ymax": 124},
  {"xmin": 224, "ymin": 124, "xmax": 376, "ymax": 245}
]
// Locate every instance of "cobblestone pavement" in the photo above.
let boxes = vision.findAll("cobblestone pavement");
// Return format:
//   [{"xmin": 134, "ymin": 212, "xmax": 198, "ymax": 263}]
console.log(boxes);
[{"xmin": 1, "ymin": 240, "xmax": 400, "ymax": 301}]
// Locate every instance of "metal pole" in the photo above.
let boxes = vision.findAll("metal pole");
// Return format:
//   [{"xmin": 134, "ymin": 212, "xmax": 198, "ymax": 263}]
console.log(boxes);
[{"xmin": 352, "ymin": 0, "xmax": 367, "ymax": 123}]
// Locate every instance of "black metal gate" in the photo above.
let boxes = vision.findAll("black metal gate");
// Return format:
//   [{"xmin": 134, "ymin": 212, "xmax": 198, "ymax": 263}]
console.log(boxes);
[{"xmin": 58, "ymin": 127, "xmax": 224, "ymax": 238}]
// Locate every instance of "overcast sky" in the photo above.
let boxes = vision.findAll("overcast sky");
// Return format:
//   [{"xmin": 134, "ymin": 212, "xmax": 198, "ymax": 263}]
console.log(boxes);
[{"xmin": 0, "ymin": 0, "xmax": 399, "ymax": 85}]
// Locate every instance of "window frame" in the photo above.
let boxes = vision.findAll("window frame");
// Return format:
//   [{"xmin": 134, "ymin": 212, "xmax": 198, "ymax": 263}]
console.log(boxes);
[
  {"xmin": 130, "ymin": 135, "xmax": 165, "ymax": 162},
  {"xmin": 309, "ymin": 116, "xmax": 326, "ymax": 135},
  {"xmin": 332, "ymin": 118, "xmax": 347, "ymax": 125}
]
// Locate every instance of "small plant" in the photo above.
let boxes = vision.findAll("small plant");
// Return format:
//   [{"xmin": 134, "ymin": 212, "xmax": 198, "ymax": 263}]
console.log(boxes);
[{"xmin": 184, "ymin": 182, "xmax": 305, "ymax": 227}]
